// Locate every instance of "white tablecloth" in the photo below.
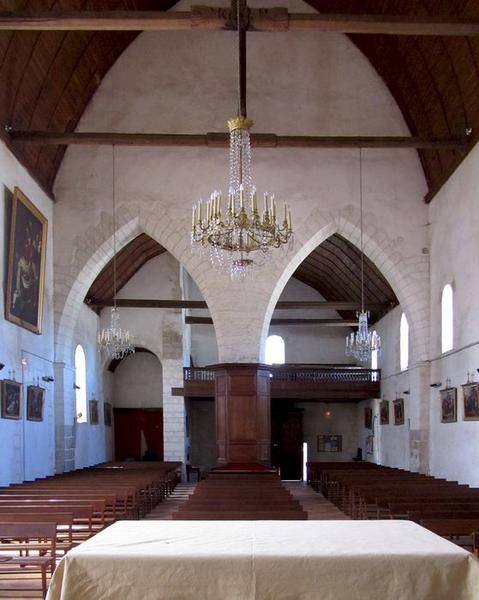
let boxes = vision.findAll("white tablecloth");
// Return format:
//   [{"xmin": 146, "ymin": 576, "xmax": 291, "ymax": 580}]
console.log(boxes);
[{"xmin": 47, "ymin": 520, "xmax": 479, "ymax": 600}]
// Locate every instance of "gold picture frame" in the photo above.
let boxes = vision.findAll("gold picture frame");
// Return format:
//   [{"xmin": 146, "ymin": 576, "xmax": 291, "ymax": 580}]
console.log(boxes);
[
  {"xmin": 380, "ymin": 400, "xmax": 389, "ymax": 425},
  {"xmin": 440, "ymin": 387, "xmax": 457, "ymax": 423},
  {"xmin": 462, "ymin": 382, "xmax": 479, "ymax": 421},
  {"xmin": 1, "ymin": 379, "xmax": 22, "ymax": 420},
  {"xmin": 5, "ymin": 187, "xmax": 48, "ymax": 334},
  {"xmin": 393, "ymin": 398, "xmax": 404, "ymax": 426},
  {"xmin": 26, "ymin": 385, "xmax": 45, "ymax": 422}
]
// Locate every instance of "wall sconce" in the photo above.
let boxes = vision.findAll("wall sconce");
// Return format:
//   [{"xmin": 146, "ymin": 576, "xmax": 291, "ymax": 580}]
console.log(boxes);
[
  {"xmin": 21, "ymin": 357, "xmax": 27, "ymax": 367},
  {"xmin": 324, "ymin": 405, "xmax": 332, "ymax": 418},
  {"xmin": 429, "ymin": 382, "xmax": 442, "ymax": 388},
  {"xmin": 73, "ymin": 384, "xmax": 80, "ymax": 390},
  {"xmin": 0, "ymin": 363, "xmax": 4, "ymax": 371},
  {"xmin": 403, "ymin": 390, "xmax": 410, "ymax": 395},
  {"xmin": 42, "ymin": 375, "xmax": 54, "ymax": 383}
]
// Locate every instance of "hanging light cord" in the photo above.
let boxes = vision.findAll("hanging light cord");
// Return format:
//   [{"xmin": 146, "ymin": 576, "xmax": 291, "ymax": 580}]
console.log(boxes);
[
  {"xmin": 237, "ymin": 0, "xmax": 247, "ymax": 118},
  {"xmin": 359, "ymin": 147, "xmax": 364, "ymax": 313},
  {"xmin": 112, "ymin": 145, "xmax": 117, "ymax": 310}
]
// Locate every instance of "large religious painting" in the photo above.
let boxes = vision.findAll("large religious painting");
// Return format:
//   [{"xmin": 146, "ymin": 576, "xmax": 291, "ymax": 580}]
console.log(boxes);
[
  {"xmin": 462, "ymin": 383, "xmax": 479, "ymax": 421},
  {"xmin": 440, "ymin": 387, "xmax": 457, "ymax": 423},
  {"xmin": 89, "ymin": 400, "xmax": 99, "ymax": 425},
  {"xmin": 1, "ymin": 380, "xmax": 22, "ymax": 420},
  {"xmin": 104, "ymin": 402, "xmax": 112, "ymax": 427},
  {"xmin": 26, "ymin": 385, "xmax": 45, "ymax": 422},
  {"xmin": 5, "ymin": 187, "xmax": 48, "ymax": 334}
]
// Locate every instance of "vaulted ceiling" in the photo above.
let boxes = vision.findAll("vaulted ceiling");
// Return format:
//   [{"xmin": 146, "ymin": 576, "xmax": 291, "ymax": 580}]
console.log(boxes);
[
  {"xmin": 85, "ymin": 233, "xmax": 398, "ymax": 323},
  {"xmin": 0, "ymin": 1, "xmax": 477, "ymax": 199}
]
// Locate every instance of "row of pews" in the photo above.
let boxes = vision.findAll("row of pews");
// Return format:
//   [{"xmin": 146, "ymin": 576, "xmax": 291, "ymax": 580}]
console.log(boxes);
[
  {"xmin": 0, "ymin": 461, "xmax": 180, "ymax": 598},
  {"xmin": 308, "ymin": 461, "xmax": 479, "ymax": 554},
  {"xmin": 173, "ymin": 469, "xmax": 308, "ymax": 520}
]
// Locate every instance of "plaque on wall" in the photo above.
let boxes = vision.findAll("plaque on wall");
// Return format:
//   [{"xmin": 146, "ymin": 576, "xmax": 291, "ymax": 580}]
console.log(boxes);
[{"xmin": 317, "ymin": 434, "xmax": 342, "ymax": 453}]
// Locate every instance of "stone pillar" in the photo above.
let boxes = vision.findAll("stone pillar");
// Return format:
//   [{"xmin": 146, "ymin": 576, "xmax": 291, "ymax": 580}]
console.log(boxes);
[
  {"xmin": 162, "ymin": 314, "xmax": 186, "ymax": 464},
  {"xmin": 408, "ymin": 361, "xmax": 431, "ymax": 474},
  {"xmin": 53, "ymin": 362, "xmax": 75, "ymax": 473},
  {"xmin": 212, "ymin": 364, "xmax": 271, "ymax": 466}
]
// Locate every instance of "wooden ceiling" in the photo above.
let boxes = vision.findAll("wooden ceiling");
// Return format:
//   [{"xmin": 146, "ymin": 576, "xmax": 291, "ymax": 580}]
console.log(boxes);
[
  {"xmin": 85, "ymin": 233, "xmax": 398, "ymax": 323},
  {"xmin": 293, "ymin": 234, "xmax": 397, "ymax": 323},
  {"xmin": 0, "ymin": 1, "xmax": 477, "ymax": 199},
  {"xmin": 85, "ymin": 233, "xmax": 165, "ymax": 306}
]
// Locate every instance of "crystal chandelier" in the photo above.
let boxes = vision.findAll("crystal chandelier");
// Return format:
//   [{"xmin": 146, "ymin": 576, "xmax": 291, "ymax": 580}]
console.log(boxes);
[
  {"xmin": 345, "ymin": 148, "xmax": 381, "ymax": 363},
  {"xmin": 190, "ymin": 0, "xmax": 293, "ymax": 281},
  {"xmin": 98, "ymin": 146, "xmax": 135, "ymax": 360}
]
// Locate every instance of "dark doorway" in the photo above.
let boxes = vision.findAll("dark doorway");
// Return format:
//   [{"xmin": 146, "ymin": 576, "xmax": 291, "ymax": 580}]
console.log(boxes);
[
  {"xmin": 114, "ymin": 408, "xmax": 164, "ymax": 461},
  {"xmin": 271, "ymin": 406, "xmax": 303, "ymax": 479}
]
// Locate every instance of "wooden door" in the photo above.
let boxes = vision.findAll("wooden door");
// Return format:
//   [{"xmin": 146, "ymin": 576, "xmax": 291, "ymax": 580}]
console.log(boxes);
[
  {"xmin": 271, "ymin": 407, "xmax": 303, "ymax": 479},
  {"xmin": 113, "ymin": 408, "xmax": 164, "ymax": 461}
]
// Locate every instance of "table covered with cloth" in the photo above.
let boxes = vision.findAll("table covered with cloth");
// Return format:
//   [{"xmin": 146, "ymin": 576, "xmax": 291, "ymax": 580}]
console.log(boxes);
[{"xmin": 46, "ymin": 519, "xmax": 479, "ymax": 600}]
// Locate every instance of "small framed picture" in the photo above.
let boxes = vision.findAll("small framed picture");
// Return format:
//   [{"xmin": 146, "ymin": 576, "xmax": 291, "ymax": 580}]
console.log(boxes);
[
  {"xmin": 440, "ymin": 387, "xmax": 457, "ymax": 423},
  {"xmin": 89, "ymin": 399, "xmax": 99, "ymax": 424},
  {"xmin": 462, "ymin": 383, "xmax": 479, "ymax": 421},
  {"xmin": 104, "ymin": 402, "xmax": 112, "ymax": 427},
  {"xmin": 393, "ymin": 398, "xmax": 404, "ymax": 426},
  {"xmin": 1, "ymin": 380, "xmax": 22, "ymax": 420},
  {"xmin": 380, "ymin": 400, "xmax": 389, "ymax": 425},
  {"xmin": 26, "ymin": 385, "xmax": 44, "ymax": 421},
  {"xmin": 364, "ymin": 406, "xmax": 373, "ymax": 429}
]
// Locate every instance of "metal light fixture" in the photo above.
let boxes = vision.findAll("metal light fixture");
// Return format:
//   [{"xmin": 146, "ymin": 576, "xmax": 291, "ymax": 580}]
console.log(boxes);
[
  {"xmin": 190, "ymin": 0, "xmax": 293, "ymax": 281},
  {"xmin": 97, "ymin": 146, "xmax": 134, "ymax": 360},
  {"xmin": 345, "ymin": 148, "xmax": 381, "ymax": 363}
]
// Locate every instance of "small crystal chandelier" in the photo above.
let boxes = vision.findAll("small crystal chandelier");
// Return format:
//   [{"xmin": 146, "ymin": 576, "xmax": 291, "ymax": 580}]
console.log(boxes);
[
  {"xmin": 97, "ymin": 146, "xmax": 135, "ymax": 360},
  {"xmin": 190, "ymin": 0, "xmax": 293, "ymax": 281},
  {"xmin": 345, "ymin": 148, "xmax": 381, "ymax": 363}
]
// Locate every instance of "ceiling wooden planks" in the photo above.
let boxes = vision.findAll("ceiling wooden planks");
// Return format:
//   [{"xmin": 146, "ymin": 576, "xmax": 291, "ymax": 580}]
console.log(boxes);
[{"xmin": 0, "ymin": 1, "xmax": 477, "ymax": 198}]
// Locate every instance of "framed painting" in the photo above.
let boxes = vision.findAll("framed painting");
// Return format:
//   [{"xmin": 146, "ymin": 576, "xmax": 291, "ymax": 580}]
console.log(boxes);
[
  {"xmin": 364, "ymin": 407, "xmax": 373, "ymax": 429},
  {"xmin": 104, "ymin": 402, "xmax": 112, "ymax": 427},
  {"xmin": 440, "ymin": 387, "xmax": 457, "ymax": 423},
  {"xmin": 89, "ymin": 400, "xmax": 99, "ymax": 425},
  {"xmin": 5, "ymin": 187, "xmax": 48, "ymax": 334},
  {"xmin": 462, "ymin": 383, "xmax": 479, "ymax": 421},
  {"xmin": 1, "ymin": 380, "xmax": 22, "ymax": 419},
  {"xmin": 393, "ymin": 398, "xmax": 404, "ymax": 426},
  {"xmin": 317, "ymin": 434, "xmax": 342, "ymax": 453},
  {"xmin": 26, "ymin": 386, "xmax": 45, "ymax": 422},
  {"xmin": 380, "ymin": 400, "xmax": 389, "ymax": 425}
]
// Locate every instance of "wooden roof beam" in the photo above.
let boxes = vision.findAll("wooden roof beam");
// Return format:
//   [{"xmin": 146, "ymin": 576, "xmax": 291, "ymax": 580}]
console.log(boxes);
[
  {"xmin": 8, "ymin": 130, "xmax": 468, "ymax": 149},
  {"xmin": 87, "ymin": 298, "xmax": 387, "ymax": 311},
  {"xmin": 186, "ymin": 316, "xmax": 358, "ymax": 326},
  {"xmin": 1, "ymin": 10, "xmax": 479, "ymax": 36}
]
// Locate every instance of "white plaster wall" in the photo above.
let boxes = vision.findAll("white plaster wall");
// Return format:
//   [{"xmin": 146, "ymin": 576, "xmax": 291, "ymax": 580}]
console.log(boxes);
[
  {"xmin": 427, "ymin": 143, "xmax": 479, "ymax": 486},
  {"xmin": 53, "ymin": 12, "xmax": 428, "ymax": 371},
  {"xmin": 113, "ymin": 352, "xmax": 163, "ymax": 408},
  {"xmin": 269, "ymin": 277, "xmax": 356, "ymax": 364},
  {"xmin": 0, "ymin": 143, "xmax": 55, "ymax": 486},
  {"xmin": 299, "ymin": 402, "xmax": 358, "ymax": 463}
]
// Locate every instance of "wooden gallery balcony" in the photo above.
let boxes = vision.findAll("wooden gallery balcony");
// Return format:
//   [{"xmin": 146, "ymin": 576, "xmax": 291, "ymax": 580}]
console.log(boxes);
[{"xmin": 179, "ymin": 365, "xmax": 381, "ymax": 402}]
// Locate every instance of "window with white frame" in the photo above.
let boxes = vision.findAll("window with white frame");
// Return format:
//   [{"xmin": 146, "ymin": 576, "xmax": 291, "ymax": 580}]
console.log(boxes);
[
  {"xmin": 400, "ymin": 313, "xmax": 409, "ymax": 371},
  {"xmin": 371, "ymin": 347, "xmax": 379, "ymax": 381},
  {"xmin": 441, "ymin": 284, "xmax": 453, "ymax": 354},
  {"xmin": 75, "ymin": 344, "xmax": 87, "ymax": 423},
  {"xmin": 265, "ymin": 335, "xmax": 285, "ymax": 365}
]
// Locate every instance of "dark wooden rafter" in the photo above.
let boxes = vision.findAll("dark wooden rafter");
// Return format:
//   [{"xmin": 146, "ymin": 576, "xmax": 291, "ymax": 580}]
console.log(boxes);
[
  {"xmin": 186, "ymin": 316, "xmax": 359, "ymax": 326},
  {"xmin": 1, "ymin": 10, "xmax": 479, "ymax": 35},
  {"xmin": 7, "ymin": 129, "xmax": 469, "ymax": 149}
]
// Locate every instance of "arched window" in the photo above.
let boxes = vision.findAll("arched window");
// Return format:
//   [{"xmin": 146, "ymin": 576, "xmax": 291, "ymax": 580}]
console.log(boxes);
[
  {"xmin": 441, "ymin": 284, "xmax": 453, "ymax": 353},
  {"xmin": 265, "ymin": 335, "xmax": 285, "ymax": 365},
  {"xmin": 400, "ymin": 313, "xmax": 409, "ymax": 371},
  {"xmin": 371, "ymin": 347, "xmax": 379, "ymax": 381},
  {"xmin": 75, "ymin": 345, "xmax": 87, "ymax": 423}
]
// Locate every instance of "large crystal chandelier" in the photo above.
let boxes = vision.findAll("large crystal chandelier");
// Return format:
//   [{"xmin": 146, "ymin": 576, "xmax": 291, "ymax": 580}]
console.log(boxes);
[
  {"xmin": 97, "ymin": 146, "xmax": 135, "ymax": 360},
  {"xmin": 345, "ymin": 149, "xmax": 381, "ymax": 363},
  {"xmin": 190, "ymin": 0, "xmax": 293, "ymax": 281}
]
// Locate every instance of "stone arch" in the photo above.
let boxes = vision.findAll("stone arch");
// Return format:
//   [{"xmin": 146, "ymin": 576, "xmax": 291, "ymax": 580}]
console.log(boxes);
[
  {"xmin": 261, "ymin": 212, "xmax": 429, "ymax": 365},
  {"xmin": 54, "ymin": 202, "xmax": 219, "ymax": 366}
]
